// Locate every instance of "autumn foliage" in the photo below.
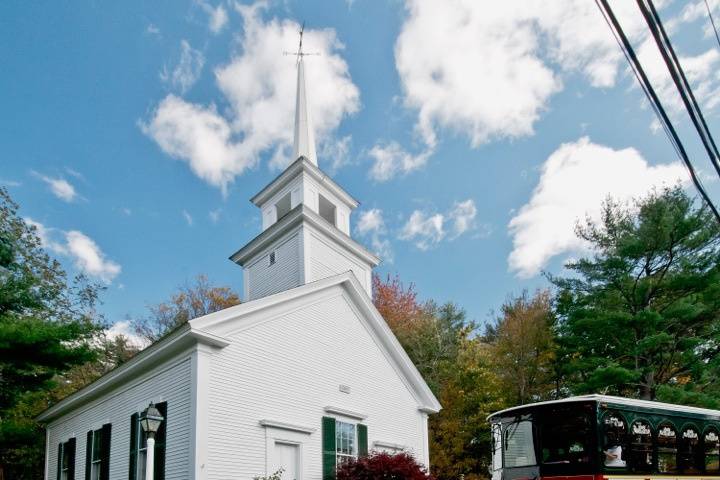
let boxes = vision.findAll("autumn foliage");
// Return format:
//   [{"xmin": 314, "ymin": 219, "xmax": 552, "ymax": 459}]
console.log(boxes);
[{"xmin": 336, "ymin": 452, "xmax": 434, "ymax": 480}]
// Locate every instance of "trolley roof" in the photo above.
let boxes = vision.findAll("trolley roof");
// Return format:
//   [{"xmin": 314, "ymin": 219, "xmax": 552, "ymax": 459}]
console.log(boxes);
[{"xmin": 488, "ymin": 394, "xmax": 720, "ymax": 421}]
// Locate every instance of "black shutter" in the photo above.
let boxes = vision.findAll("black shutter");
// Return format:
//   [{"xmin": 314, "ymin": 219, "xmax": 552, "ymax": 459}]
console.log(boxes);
[
  {"xmin": 357, "ymin": 424, "xmax": 368, "ymax": 457},
  {"xmin": 57, "ymin": 443, "xmax": 63, "ymax": 480},
  {"xmin": 129, "ymin": 413, "xmax": 138, "ymax": 480},
  {"xmin": 67, "ymin": 437, "xmax": 76, "ymax": 480},
  {"xmin": 85, "ymin": 431, "xmax": 92, "ymax": 480},
  {"xmin": 100, "ymin": 423, "xmax": 111, "ymax": 480},
  {"xmin": 322, "ymin": 417, "xmax": 337, "ymax": 480},
  {"xmin": 154, "ymin": 402, "xmax": 167, "ymax": 480}
]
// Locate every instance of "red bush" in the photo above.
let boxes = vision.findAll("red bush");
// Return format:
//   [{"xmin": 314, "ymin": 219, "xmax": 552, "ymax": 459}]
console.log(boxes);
[{"xmin": 336, "ymin": 451, "xmax": 434, "ymax": 480}]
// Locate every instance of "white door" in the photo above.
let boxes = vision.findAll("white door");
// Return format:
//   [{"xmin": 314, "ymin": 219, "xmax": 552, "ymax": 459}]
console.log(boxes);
[{"xmin": 272, "ymin": 441, "xmax": 300, "ymax": 480}]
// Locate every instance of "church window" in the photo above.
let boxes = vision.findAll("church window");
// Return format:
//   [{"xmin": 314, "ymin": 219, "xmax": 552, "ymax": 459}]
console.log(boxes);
[
  {"xmin": 335, "ymin": 421, "xmax": 357, "ymax": 465},
  {"xmin": 318, "ymin": 195, "xmax": 336, "ymax": 227},
  {"xmin": 57, "ymin": 437, "xmax": 75, "ymax": 480},
  {"xmin": 86, "ymin": 424, "xmax": 111, "ymax": 480},
  {"xmin": 275, "ymin": 193, "xmax": 292, "ymax": 221}
]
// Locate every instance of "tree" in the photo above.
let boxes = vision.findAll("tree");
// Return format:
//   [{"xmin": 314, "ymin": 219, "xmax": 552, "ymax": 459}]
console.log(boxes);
[
  {"xmin": 552, "ymin": 187, "xmax": 720, "ymax": 404},
  {"xmin": 372, "ymin": 274, "xmax": 506, "ymax": 480},
  {"xmin": 485, "ymin": 290, "xmax": 557, "ymax": 404},
  {"xmin": 0, "ymin": 187, "xmax": 103, "ymax": 478},
  {"xmin": 134, "ymin": 274, "xmax": 241, "ymax": 342},
  {"xmin": 429, "ymin": 340, "xmax": 506, "ymax": 480},
  {"xmin": 336, "ymin": 451, "xmax": 434, "ymax": 480}
]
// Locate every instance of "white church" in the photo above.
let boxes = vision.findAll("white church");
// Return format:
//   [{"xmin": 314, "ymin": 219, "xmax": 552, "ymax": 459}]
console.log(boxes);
[{"xmin": 39, "ymin": 44, "xmax": 441, "ymax": 480}]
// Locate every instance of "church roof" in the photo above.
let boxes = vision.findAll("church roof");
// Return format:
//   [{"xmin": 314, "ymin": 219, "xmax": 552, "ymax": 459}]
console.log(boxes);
[
  {"xmin": 229, "ymin": 203, "xmax": 379, "ymax": 266},
  {"xmin": 38, "ymin": 272, "xmax": 440, "ymax": 423},
  {"xmin": 249, "ymin": 156, "xmax": 359, "ymax": 209}
]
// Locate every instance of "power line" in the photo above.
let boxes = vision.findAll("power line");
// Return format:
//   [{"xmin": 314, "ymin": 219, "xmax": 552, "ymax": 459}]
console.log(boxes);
[
  {"xmin": 637, "ymin": 0, "xmax": 720, "ymax": 180},
  {"xmin": 704, "ymin": 0, "xmax": 720, "ymax": 51},
  {"xmin": 594, "ymin": 0, "xmax": 720, "ymax": 222}
]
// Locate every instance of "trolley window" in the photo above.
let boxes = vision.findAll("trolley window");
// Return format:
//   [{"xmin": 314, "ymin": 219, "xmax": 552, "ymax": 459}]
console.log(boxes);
[
  {"xmin": 602, "ymin": 412, "xmax": 627, "ymax": 469},
  {"xmin": 679, "ymin": 426, "xmax": 701, "ymax": 473},
  {"xmin": 492, "ymin": 423, "xmax": 503, "ymax": 471},
  {"xmin": 538, "ymin": 409, "xmax": 594, "ymax": 473},
  {"xmin": 657, "ymin": 423, "xmax": 678, "ymax": 474},
  {"xmin": 504, "ymin": 421, "xmax": 536, "ymax": 468},
  {"xmin": 705, "ymin": 428, "xmax": 720, "ymax": 473},
  {"xmin": 628, "ymin": 420, "xmax": 653, "ymax": 472}
]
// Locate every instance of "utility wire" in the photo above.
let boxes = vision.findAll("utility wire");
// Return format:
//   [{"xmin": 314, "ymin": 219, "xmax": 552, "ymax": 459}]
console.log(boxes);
[
  {"xmin": 638, "ymin": 0, "xmax": 720, "ymax": 180},
  {"xmin": 704, "ymin": 0, "xmax": 720, "ymax": 50},
  {"xmin": 594, "ymin": 0, "xmax": 720, "ymax": 222}
]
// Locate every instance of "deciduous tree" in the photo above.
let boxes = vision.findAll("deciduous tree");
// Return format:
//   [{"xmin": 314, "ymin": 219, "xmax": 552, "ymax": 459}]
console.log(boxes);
[{"xmin": 134, "ymin": 274, "xmax": 241, "ymax": 342}]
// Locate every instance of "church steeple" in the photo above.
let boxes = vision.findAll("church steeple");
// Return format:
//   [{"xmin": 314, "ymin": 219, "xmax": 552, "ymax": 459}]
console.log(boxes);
[
  {"xmin": 229, "ymin": 25, "xmax": 379, "ymax": 302},
  {"xmin": 292, "ymin": 57, "xmax": 317, "ymax": 165}
]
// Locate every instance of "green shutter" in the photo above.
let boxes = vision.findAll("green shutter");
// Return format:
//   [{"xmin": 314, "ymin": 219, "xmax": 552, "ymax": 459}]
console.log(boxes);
[
  {"xmin": 357, "ymin": 424, "xmax": 368, "ymax": 457},
  {"xmin": 67, "ymin": 437, "xmax": 76, "ymax": 480},
  {"xmin": 100, "ymin": 424, "xmax": 111, "ymax": 480},
  {"xmin": 129, "ymin": 413, "xmax": 138, "ymax": 480},
  {"xmin": 322, "ymin": 417, "xmax": 337, "ymax": 480},
  {"xmin": 57, "ymin": 442, "xmax": 63, "ymax": 480},
  {"xmin": 85, "ymin": 431, "xmax": 92, "ymax": 480},
  {"xmin": 154, "ymin": 402, "xmax": 167, "ymax": 480}
]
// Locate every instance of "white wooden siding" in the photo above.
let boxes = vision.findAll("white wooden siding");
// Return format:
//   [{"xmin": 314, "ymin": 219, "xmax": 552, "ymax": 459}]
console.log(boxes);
[
  {"xmin": 305, "ymin": 230, "xmax": 371, "ymax": 294},
  {"xmin": 205, "ymin": 287, "xmax": 426, "ymax": 480},
  {"xmin": 45, "ymin": 356, "xmax": 192, "ymax": 480},
  {"xmin": 246, "ymin": 231, "xmax": 302, "ymax": 301}
]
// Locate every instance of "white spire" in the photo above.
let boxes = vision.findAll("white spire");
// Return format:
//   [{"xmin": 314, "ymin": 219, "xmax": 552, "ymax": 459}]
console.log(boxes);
[{"xmin": 292, "ymin": 56, "xmax": 317, "ymax": 165}]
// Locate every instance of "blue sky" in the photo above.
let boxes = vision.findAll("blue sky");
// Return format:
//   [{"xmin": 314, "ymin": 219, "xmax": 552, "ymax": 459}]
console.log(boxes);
[{"xmin": 3, "ymin": 0, "xmax": 720, "ymax": 338}]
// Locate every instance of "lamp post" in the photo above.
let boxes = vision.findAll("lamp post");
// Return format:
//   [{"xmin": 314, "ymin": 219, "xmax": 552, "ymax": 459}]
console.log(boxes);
[{"xmin": 139, "ymin": 402, "xmax": 164, "ymax": 480}]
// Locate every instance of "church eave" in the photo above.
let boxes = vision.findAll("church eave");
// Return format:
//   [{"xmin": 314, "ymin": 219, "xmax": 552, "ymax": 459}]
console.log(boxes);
[
  {"xmin": 36, "ymin": 325, "xmax": 230, "ymax": 423},
  {"xmin": 249, "ymin": 157, "xmax": 359, "ymax": 209},
  {"xmin": 229, "ymin": 204, "xmax": 380, "ymax": 267}
]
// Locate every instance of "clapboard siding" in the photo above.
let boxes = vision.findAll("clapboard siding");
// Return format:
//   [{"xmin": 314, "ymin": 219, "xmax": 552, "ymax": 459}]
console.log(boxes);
[
  {"xmin": 247, "ymin": 231, "xmax": 302, "ymax": 300},
  {"xmin": 306, "ymin": 230, "xmax": 371, "ymax": 294},
  {"xmin": 46, "ymin": 356, "xmax": 192, "ymax": 480},
  {"xmin": 206, "ymin": 287, "xmax": 426, "ymax": 480}
]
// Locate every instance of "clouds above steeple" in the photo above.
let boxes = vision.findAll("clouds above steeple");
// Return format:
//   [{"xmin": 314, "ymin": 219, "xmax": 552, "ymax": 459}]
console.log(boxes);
[{"xmin": 141, "ymin": 3, "xmax": 359, "ymax": 194}]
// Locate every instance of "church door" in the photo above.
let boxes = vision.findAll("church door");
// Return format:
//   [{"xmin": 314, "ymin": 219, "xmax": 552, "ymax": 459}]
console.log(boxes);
[{"xmin": 272, "ymin": 441, "xmax": 300, "ymax": 480}]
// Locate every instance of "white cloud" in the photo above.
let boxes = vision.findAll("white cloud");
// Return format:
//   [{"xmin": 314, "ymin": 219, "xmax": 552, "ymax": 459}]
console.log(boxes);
[
  {"xmin": 0, "ymin": 179, "xmax": 21, "ymax": 187},
  {"xmin": 355, "ymin": 208, "xmax": 393, "ymax": 262},
  {"xmin": 508, "ymin": 137, "xmax": 688, "ymax": 278},
  {"xmin": 106, "ymin": 320, "xmax": 149, "ymax": 349},
  {"xmin": 209, "ymin": 208, "xmax": 221, "ymax": 223},
  {"xmin": 146, "ymin": 23, "xmax": 161, "ymax": 36},
  {"xmin": 393, "ymin": 0, "xmax": 656, "ymax": 148},
  {"xmin": 143, "ymin": 4, "xmax": 359, "ymax": 193},
  {"xmin": 367, "ymin": 142, "xmax": 432, "ymax": 182},
  {"xmin": 24, "ymin": 218, "xmax": 121, "ymax": 283},
  {"xmin": 182, "ymin": 209, "xmax": 193, "ymax": 226},
  {"xmin": 33, "ymin": 171, "xmax": 78, "ymax": 202},
  {"xmin": 161, "ymin": 40, "xmax": 205, "ymax": 93},
  {"xmin": 448, "ymin": 199, "xmax": 477, "ymax": 238},
  {"xmin": 399, "ymin": 210, "xmax": 445, "ymax": 250},
  {"xmin": 196, "ymin": 0, "xmax": 228, "ymax": 34},
  {"xmin": 65, "ymin": 231, "xmax": 121, "ymax": 283},
  {"xmin": 399, "ymin": 199, "xmax": 479, "ymax": 250}
]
